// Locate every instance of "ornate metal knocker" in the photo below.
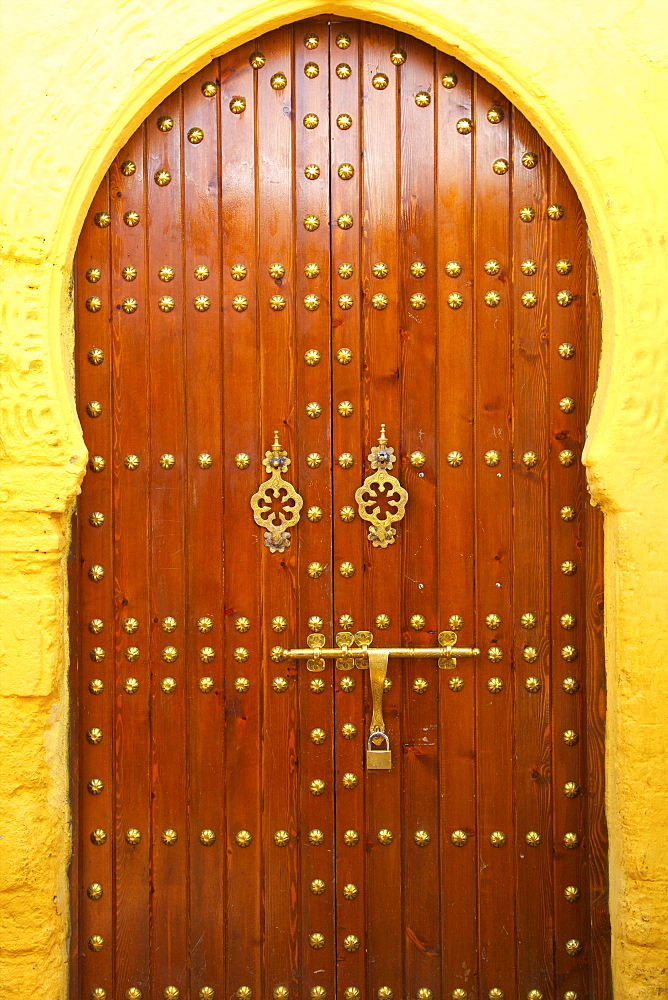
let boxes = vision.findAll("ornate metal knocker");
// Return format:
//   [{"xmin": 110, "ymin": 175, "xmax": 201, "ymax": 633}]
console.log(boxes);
[
  {"xmin": 250, "ymin": 431, "xmax": 304, "ymax": 553},
  {"xmin": 354, "ymin": 425, "xmax": 408, "ymax": 548}
]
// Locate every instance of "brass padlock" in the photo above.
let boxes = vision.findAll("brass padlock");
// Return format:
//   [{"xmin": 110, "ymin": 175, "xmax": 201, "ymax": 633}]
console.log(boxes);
[{"xmin": 366, "ymin": 731, "xmax": 392, "ymax": 770}]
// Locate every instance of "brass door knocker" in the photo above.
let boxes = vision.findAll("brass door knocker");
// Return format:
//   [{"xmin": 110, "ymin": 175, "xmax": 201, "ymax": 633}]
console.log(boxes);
[
  {"xmin": 355, "ymin": 425, "xmax": 408, "ymax": 548},
  {"xmin": 250, "ymin": 431, "xmax": 304, "ymax": 553}
]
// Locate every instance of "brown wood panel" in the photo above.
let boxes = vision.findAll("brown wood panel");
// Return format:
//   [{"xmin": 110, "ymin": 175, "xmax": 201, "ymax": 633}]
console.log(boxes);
[{"xmin": 71, "ymin": 20, "xmax": 609, "ymax": 1000}]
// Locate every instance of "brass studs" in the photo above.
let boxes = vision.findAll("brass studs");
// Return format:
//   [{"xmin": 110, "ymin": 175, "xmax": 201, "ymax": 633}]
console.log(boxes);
[
  {"xmin": 522, "ymin": 451, "xmax": 539, "ymax": 468},
  {"xmin": 559, "ymin": 449, "xmax": 576, "ymax": 467},
  {"xmin": 564, "ymin": 781, "xmax": 581, "ymax": 798},
  {"xmin": 310, "ymin": 878, "xmax": 326, "ymax": 896},
  {"xmin": 489, "ymin": 830, "xmax": 507, "ymax": 847},
  {"xmin": 485, "ymin": 613, "xmax": 502, "ymax": 630},
  {"xmin": 155, "ymin": 169, "xmax": 171, "ymax": 186},
  {"xmin": 343, "ymin": 829, "xmax": 359, "ymax": 845},
  {"xmin": 337, "ymin": 213, "xmax": 353, "ymax": 230},
  {"xmin": 338, "ymin": 162, "xmax": 355, "ymax": 180},
  {"xmin": 337, "ymin": 113, "xmax": 353, "ymax": 130},
  {"xmin": 525, "ymin": 831, "xmax": 541, "ymax": 847},
  {"xmin": 88, "ymin": 935, "xmax": 104, "ymax": 952},
  {"xmin": 343, "ymin": 934, "xmax": 360, "ymax": 952},
  {"xmin": 557, "ymin": 289, "xmax": 574, "ymax": 308},
  {"xmin": 341, "ymin": 722, "xmax": 358, "ymax": 741},
  {"xmin": 338, "ymin": 400, "xmax": 354, "ymax": 417},
  {"xmin": 414, "ymin": 829, "xmax": 431, "ymax": 846},
  {"xmin": 194, "ymin": 294, "xmax": 210, "ymax": 312},
  {"xmin": 564, "ymin": 885, "xmax": 581, "ymax": 902},
  {"xmin": 488, "ymin": 647, "xmax": 503, "ymax": 663},
  {"xmin": 158, "ymin": 295, "xmax": 174, "ymax": 312},
  {"xmin": 481, "ymin": 260, "xmax": 500, "ymax": 277},
  {"xmin": 86, "ymin": 401, "xmax": 103, "ymax": 420},
  {"xmin": 273, "ymin": 829, "xmax": 290, "ymax": 846},
  {"xmin": 484, "ymin": 450, "xmax": 501, "ymax": 467},
  {"xmin": 561, "ymin": 559, "xmax": 577, "ymax": 576},
  {"xmin": 235, "ymin": 453, "xmax": 250, "ymax": 469},
  {"xmin": 548, "ymin": 203, "xmax": 565, "ymax": 220},
  {"xmin": 124, "ymin": 454, "xmax": 139, "ymax": 470},
  {"xmin": 336, "ymin": 32, "xmax": 351, "ymax": 48},
  {"xmin": 88, "ymin": 564, "xmax": 105, "ymax": 582},
  {"xmin": 269, "ymin": 294, "xmax": 285, "ymax": 311},
  {"xmin": 337, "ymin": 63, "xmax": 352, "ymax": 79},
  {"xmin": 89, "ymin": 511, "xmax": 105, "ymax": 526},
  {"xmin": 199, "ymin": 991, "xmax": 215, "ymax": 1000},
  {"xmin": 493, "ymin": 158, "xmax": 509, "ymax": 174},
  {"xmin": 159, "ymin": 454, "xmax": 175, "ymax": 469},
  {"xmin": 448, "ymin": 292, "xmax": 464, "ymax": 310},
  {"xmin": 484, "ymin": 289, "xmax": 501, "ymax": 308},
  {"xmin": 303, "ymin": 113, "xmax": 319, "ymax": 129},
  {"xmin": 556, "ymin": 258, "xmax": 573, "ymax": 275},
  {"xmin": 306, "ymin": 452, "xmax": 322, "ymax": 469},
  {"xmin": 202, "ymin": 80, "xmax": 218, "ymax": 97},
  {"xmin": 375, "ymin": 613, "xmax": 390, "ymax": 630},
  {"xmin": 310, "ymin": 727, "xmax": 326, "ymax": 745},
  {"xmin": 94, "ymin": 212, "xmax": 111, "ymax": 228},
  {"xmin": 339, "ymin": 506, "xmax": 356, "ymax": 525},
  {"xmin": 521, "ymin": 290, "xmax": 538, "ymax": 309},
  {"xmin": 120, "ymin": 159, "xmax": 137, "ymax": 177},
  {"xmin": 270, "ymin": 73, "xmax": 287, "ymax": 91},
  {"xmin": 304, "ymin": 62, "xmax": 319, "ymax": 79},
  {"xmin": 188, "ymin": 127, "xmax": 204, "ymax": 144},
  {"xmin": 161, "ymin": 676, "xmax": 177, "ymax": 694},
  {"xmin": 308, "ymin": 615, "xmax": 324, "ymax": 632},
  {"xmin": 390, "ymin": 48, "xmax": 407, "ymax": 65},
  {"xmin": 523, "ymin": 646, "xmax": 538, "ymax": 662},
  {"xmin": 122, "ymin": 298, "xmax": 138, "ymax": 314},
  {"xmin": 273, "ymin": 989, "xmax": 289, "ymax": 1000},
  {"xmin": 373, "ymin": 73, "xmax": 389, "ymax": 90},
  {"xmin": 161, "ymin": 828, "xmax": 178, "ymax": 846},
  {"xmin": 87, "ymin": 883, "xmax": 103, "ymax": 900},
  {"xmin": 199, "ymin": 677, "xmax": 214, "ymax": 693},
  {"xmin": 124, "ymin": 210, "xmax": 140, "ymax": 227},
  {"xmin": 89, "ymin": 678, "xmax": 104, "ymax": 695},
  {"xmin": 521, "ymin": 259, "xmax": 537, "ymax": 276},
  {"xmin": 88, "ymin": 779, "xmax": 104, "ymax": 795},
  {"xmin": 235, "ymin": 829, "xmax": 252, "ymax": 847},
  {"xmin": 558, "ymin": 342, "xmax": 576, "ymax": 359},
  {"xmin": 161, "ymin": 645, "xmax": 178, "ymax": 663},
  {"xmin": 342, "ymin": 772, "xmax": 358, "ymax": 789},
  {"xmin": 488, "ymin": 990, "xmax": 504, "ymax": 1000},
  {"xmin": 309, "ymin": 778, "xmax": 326, "ymax": 796},
  {"xmin": 519, "ymin": 206, "xmax": 535, "ymax": 222},
  {"xmin": 417, "ymin": 991, "xmax": 433, "ymax": 1000},
  {"xmin": 339, "ymin": 675, "xmax": 355, "ymax": 693},
  {"xmin": 309, "ymin": 932, "xmax": 325, "ymax": 949},
  {"xmin": 91, "ymin": 828, "xmax": 107, "ymax": 845},
  {"xmin": 410, "ymin": 292, "xmax": 427, "ymax": 310},
  {"xmin": 87, "ymin": 347, "xmax": 104, "ymax": 366},
  {"xmin": 527, "ymin": 991, "xmax": 543, "ymax": 1000},
  {"xmin": 272, "ymin": 676, "xmax": 288, "ymax": 693},
  {"xmin": 197, "ymin": 452, "xmax": 212, "ymax": 469},
  {"xmin": 525, "ymin": 676, "xmax": 541, "ymax": 692},
  {"xmin": 304, "ymin": 164, "xmax": 320, "ymax": 180},
  {"xmin": 164, "ymin": 990, "xmax": 180, "ymax": 1000},
  {"xmin": 86, "ymin": 296, "xmax": 102, "ymax": 313},
  {"xmin": 487, "ymin": 107, "xmax": 504, "ymax": 123},
  {"xmin": 304, "ymin": 215, "xmax": 320, "ymax": 232},
  {"xmin": 249, "ymin": 51, "xmax": 266, "ymax": 69},
  {"xmin": 559, "ymin": 396, "xmax": 576, "ymax": 415},
  {"xmin": 415, "ymin": 91, "xmax": 431, "ymax": 107},
  {"xmin": 303, "ymin": 348, "xmax": 321, "ymax": 367},
  {"xmin": 451, "ymin": 829, "xmax": 468, "ymax": 846},
  {"xmin": 445, "ymin": 260, "xmax": 462, "ymax": 278},
  {"xmin": 307, "ymin": 562, "xmax": 324, "ymax": 579},
  {"xmin": 442, "ymin": 72, "xmax": 458, "ymax": 88},
  {"xmin": 378, "ymin": 991, "xmax": 393, "ymax": 1000},
  {"xmin": 487, "ymin": 677, "xmax": 504, "ymax": 693},
  {"xmin": 306, "ymin": 402, "xmax": 322, "ymax": 420},
  {"xmin": 456, "ymin": 118, "xmax": 472, "ymax": 134},
  {"xmin": 565, "ymin": 939, "xmax": 582, "ymax": 956},
  {"xmin": 236, "ymin": 990, "xmax": 252, "ymax": 1000},
  {"xmin": 377, "ymin": 828, "xmax": 394, "ymax": 845},
  {"xmin": 371, "ymin": 292, "xmax": 388, "ymax": 310},
  {"xmin": 562, "ymin": 676, "xmax": 580, "ymax": 694},
  {"xmin": 560, "ymin": 505, "xmax": 576, "ymax": 522},
  {"xmin": 125, "ymin": 828, "xmax": 142, "ymax": 846},
  {"xmin": 522, "ymin": 151, "xmax": 538, "ymax": 168},
  {"xmin": 86, "ymin": 267, "xmax": 101, "ymax": 283},
  {"xmin": 339, "ymin": 561, "xmax": 355, "ymax": 578},
  {"xmin": 87, "ymin": 727, "xmax": 103, "ymax": 744},
  {"xmin": 338, "ymin": 453, "xmax": 354, "ymax": 469},
  {"xmin": 372, "ymin": 262, "xmax": 389, "ymax": 279},
  {"xmin": 342, "ymin": 882, "xmax": 358, "ymax": 899},
  {"xmin": 308, "ymin": 828, "xmax": 325, "ymax": 845},
  {"xmin": 521, "ymin": 612, "xmax": 537, "ymax": 629},
  {"xmin": 304, "ymin": 32, "xmax": 319, "ymax": 49},
  {"xmin": 123, "ymin": 616, "xmax": 139, "ymax": 633},
  {"xmin": 123, "ymin": 677, "xmax": 138, "ymax": 695},
  {"xmin": 560, "ymin": 612, "xmax": 577, "ymax": 630},
  {"xmin": 124, "ymin": 646, "xmax": 140, "ymax": 662},
  {"xmin": 311, "ymin": 677, "xmax": 326, "ymax": 693},
  {"xmin": 336, "ymin": 293, "xmax": 352, "ymax": 310},
  {"xmin": 561, "ymin": 644, "xmax": 578, "ymax": 662}
]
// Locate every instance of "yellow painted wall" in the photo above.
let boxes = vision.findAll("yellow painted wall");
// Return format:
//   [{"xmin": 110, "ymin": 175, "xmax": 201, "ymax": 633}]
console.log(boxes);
[{"xmin": 0, "ymin": 1, "xmax": 666, "ymax": 996}]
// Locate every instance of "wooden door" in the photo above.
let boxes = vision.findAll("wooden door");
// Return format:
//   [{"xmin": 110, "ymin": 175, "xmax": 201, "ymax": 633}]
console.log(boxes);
[{"xmin": 71, "ymin": 18, "xmax": 609, "ymax": 1000}]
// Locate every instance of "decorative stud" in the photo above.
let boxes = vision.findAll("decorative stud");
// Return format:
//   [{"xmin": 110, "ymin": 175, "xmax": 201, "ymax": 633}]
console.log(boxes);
[
  {"xmin": 445, "ymin": 260, "xmax": 462, "ymax": 277},
  {"xmin": 448, "ymin": 292, "xmax": 464, "ymax": 309},
  {"xmin": 338, "ymin": 453, "xmax": 354, "ymax": 470},
  {"xmin": 410, "ymin": 292, "xmax": 427, "ymax": 310},
  {"xmin": 159, "ymin": 454, "xmax": 175, "ymax": 470},
  {"xmin": 410, "ymin": 613, "xmax": 426, "ymax": 631},
  {"xmin": 88, "ymin": 564, "xmax": 104, "ymax": 582},
  {"xmin": 521, "ymin": 259, "xmax": 537, "ymax": 276},
  {"xmin": 122, "ymin": 298, "xmax": 138, "ymax": 314},
  {"xmin": 303, "ymin": 215, "xmax": 320, "ymax": 232},
  {"xmin": 231, "ymin": 294, "xmax": 249, "ymax": 313},
  {"xmin": 525, "ymin": 831, "xmax": 541, "ymax": 847},
  {"xmin": 161, "ymin": 828, "xmax": 178, "ymax": 846},
  {"xmin": 197, "ymin": 452, "xmax": 213, "ymax": 469},
  {"xmin": 337, "ymin": 214, "xmax": 354, "ymax": 230},
  {"xmin": 158, "ymin": 295, "xmax": 175, "ymax": 312},
  {"xmin": 488, "ymin": 991, "xmax": 504, "ymax": 1000},
  {"xmin": 493, "ymin": 158, "xmax": 509, "ymax": 174},
  {"xmin": 308, "ymin": 829, "xmax": 325, "ymax": 845},
  {"xmin": 86, "ymin": 296, "xmax": 102, "ymax": 313},
  {"xmin": 343, "ymin": 829, "xmax": 359, "ymax": 845},
  {"xmin": 87, "ymin": 727, "xmax": 103, "ymax": 744},
  {"xmin": 548, "ymin": 204, "xmax": 565, "ymax": 220},
  {"xmin": 187, "ymin": 127, "xmax": 204, "ymax": 144},
  {"xmin": 89, "ymin": 678, "xmax": 104, "ymax": 694},
  {"xmin": 339, "ymin": 613, "xmax": 354, "ymax": 629},
  {"xmin": 342, "ymin": 883, "xmax": 358, "ymax": 899},
  {"xmin": 525, "ymin": 676, "xmax": 541, "ymax": 692},
  {"xmin": 91, "ymin": 828, "xmax": 107, "ymax": 845},
  {"xmin": 120, "ymin": 159, "xmax": 137, "ymax": 176},
  {"xmin": 89, "ymin": 511, "xmax": 105, "ymax": 526},
  {"xmin": 337, "ymin": 63, "xmax": 352, "ymax": 79},
  {"xmin": 564, "ymin": 781, "xmax": 581, "ymax": 798},
  {"xmin": 125, "ymin": 828, "xmax": 141, "ymax": 845},
  {"xmin": 124, "ymin": 210, "xmax": 140, "ymax": 227},
  {"xmin": 231, "ymin": 647, "xmax": 247, "ymax": 663},
  {"xmin": 194, "ymin": 294, "xmax": 210, "ymax": 312},
  {"xmin": 415, "ymin": 91, "xmax": 431, "ymax": 107},
  {"xmin": 164, "ymin": 990, "xmax": 180, "ymax": 1000},
  {"xmin": 269, "ymin": 294, "xmax": 285, "ymax": 312},
  {"xmin": 483, "ymin": 259, "xmax": 500, "ymax": 276},
  {"xmin": 342, "ymin": 933, "xmax": 360, "ymax": 953},
  {"xmin": 519, "ymin": 206, "xmax": 535, "ymax": 222},
  {"xmin": 86, "ymin": 267, "xmax": 101, "ymax": 283},
  {"xmin": 521, "ymin": 612, "xmax": 537, "ymax": 629},
  {"xmin": 377, "ymin": 828, "xmax": 394, "ymax": 845},
  {"xmin": 373, "ymin": 72, "xmax": 389, "ymax": 89},
  {"xmin": 338, "ymin": 400, "xmax": 354, "ymax": 417},
  {"xmin": 87, "ymin": 348, "xmax": 104, "ymax": 366},
  {"xmin": 556, "ymin": 258, "xmax": 573, "ymax": 275},
  {"xmin": 89, "ymin": 645, "xmax": 105, "ymax": 662},
  {"xmin": 337, "ymin": 507, "xmax": 356, "ymax": 526},
  {"xmin": 565, "ymin": 939, "xmax": 582, "ymax": 956},
  {"xmin": 336, "ymin": 293, "xmax": 353, "ymax": 311},
  {"xmin": 456, "ymin": 118, "xmax": 472, "ymax": 134},
  {"xmin": 200, "ymin": 991, "xmax": 215, "ymax": 1000},
  {"xmin": 270, "ymin": 73, "xmax": 287, "ymax": 90},
  {"xmin": 271, "ymin": 675, "xmax": 288, "ymax": 693},
  {"xmin": 442, "ymin": 72, "xmax": 458, "ymax": 88},
  {"xmin": 305, "ymin": 454, "xmax": 323, "ymax": 471},
  {"xmin": 94, "ymin": 212, "xmax": 111, "ymax": 228},
  {"xmin": 522, "ymin": 151, "xmax": 538, "ymax": 168},
  {"xmin": 523, "ymin": 646, "xmax": 538, "ymax": 662},
  {"xmin": 522, "ymin": 451, "xmax": 539, "ymax": 468},
  {"xmin": 488, "ymin": 647, "xmax": 503, "ymax": 663},
  {"xmin": 487, "ymin": 677, "xmax": 504, "ymax": 693},
  {"xmin": 487, "ymin": 107, "xmax": 504, "ymax": 123},
  {"xmin": 340, "ymin": 722, "xmax": 358, "ymax": 741},
  {"xmin": 336, "ymin": 32, "xmax": 351, "ymax": 48},
  {"xmin": 448, "ymin": 615, "xmax": 463, "ymax": 632},
  {"xmin": 338, "ymin": 162, "xmax": 355, "ymax": 180},
  {"xmin": 234, "ymin": 453, "xmax": 251, "ymax": 470},
  {"xmin": 124, "ymin": 646, "xmax": 140, "ymax": 662},
  {"xmin": 311, "ymin": 677, "xmax": 326, "ymax": 694},
  {"xmin": 340, "ymin": 676, "xmax": 355, "ymax": 693},
  {"xmin": 414, "ymin": 829, "xmax": 431, "ymax": 846},
  {"xmin": 561, "ymin": 560, "xmax": 577, "ymax": 575},
  {"xmin": 521, "ymin": 290, "xmax": 538, "ymax": 309},
  {"xmin": 304, "ymin": 164, "xmax": 321, "ymax": 181},
  {"xmin": 557, "ymin": 289, "xmax": 574, "ymax": 308},
  {"xmin": 162, "ymin": 646, "xmax": 178, "ymax": 663},
  {"xmin": 124, "ymin": 454, "xmax": 139, "ymax": 470},
  {"xmin": 235, "ymin": 830, "xmax": 252, "ymax": 847},
  {"xmin": 88, "ymin": 935, "xmax": 104, "ymax": 952},
  {"xmin": 375, "ymin": 613, "xmax": 390, "ymax": 630},
  {"xmin": 559, "ymin": 397, "xmax": 576, "ymax": 415},
  {"xmin": 161, "ymin": 676, "xmax": 177, "ymax": 694},
  {"xmin": 417, "ymin": 991, "xmax": 432, "ymax": 1000},
  {"xmin": 561, "ymin": 644, "xmax": 578, "ymax": 662},
  {"xmin": 304, "ymin": 31, "xmax": 319, "ymax": 48},
  {"xmin": 485, "ymin": 613, "xmax": 501, "ymax": 629},
  {"xmin": 310, "ymin": 728, "xmax": 326, "ymax": 746},
  {"xmin": 195, "ymin": 616, "xmax": 214, "ymax": 633},
  {"xmin": 249, "ymin": 51, "xmax": 266, "ymax": 69},
  {"xmin": 339, "ymin": 561, "xmax": 355, "ymax": 578},
  {"xmin": 87, "ymin": 883, "xmax": 103, "ymax": 900},
  {"xmin": 303, "ymin": 349, "xmax": 321, "ymax": 368},
  {"xmin": 559, "ymin": 449, "xmax": 576, "ymax": 467},
  {"xmin": 490, "ymin": 830, "xmax": 507, "ymax": 847},
  {"xmin": 527, "ymin": 992, "xmax": 543, "ymax": 1000},
  {"xmin": 309, "ymin": 933, "xmax": 325, "ymax": 949},
  {"xmin": 451, "ymin": 829, "xmax": 468, "ymax": 846},
  {"xmin": 342, "ymin": 772, "xmax": 358, "ymax": 789},
  {"xmin": 337, "ymin": 113, "xmax": 353, "ymax": 130},
  {"xmin": 562, "ymin": 676, "xmax": 580, "ymax": 694},
  {"xmin": 236, "ymin": 991, "xmax": 251, "ymax": 1000},
  {"xmin": 308, "ymin": 616, "xmax": 324, "ymax": 632},
  {"xmin": 273, "ymin": 990, "xmax": 289, "ymax": 1000},
  {"xmin": 484, "ymin": 450, "xmax": 501, "ymax": 467},
  {"xmin": 199, "ymin": 677, "xmax": 214, "ymax": 693},
  {"xmin": 344, "ymin": 992, "xmax": 360, "ymax": 1000},
  {"xmin": 303, "ymin": 113, "xmax": 319, "ymax": 129},
  {"xmin": 309, "ymin": 778, "xmax": 326, "ymax": 796},
  {"xmin": 390, "ymin": 47, "xmax": 407, "ymax": 64},
  {"xmin": 273, "ymin": 829, "xmax": 290, "ymax": 846},
  {"xmin": 560, "ymin": 506, "xmax": 577, "ymax": 523},
  {"xmin": 88, "ymin": 779, "xmax": 104, "ymax": 795},
  {"xmin": 124, "ymin": 678, "xmax": 139, "ymax": 694},
  {"xmin": 558, "ymin": 342, "xmax": 576, "ymax": 359},
  {"xmin": 304, "ymin": 62, "xmax": 319, "ymax": 79},
  {"xmin": 155, "ymin": 169, "xmax": 171, "ymax": 186},
  {"xmin": 564, "ymin": 885, "xmax": 581, "ymax": 902}
]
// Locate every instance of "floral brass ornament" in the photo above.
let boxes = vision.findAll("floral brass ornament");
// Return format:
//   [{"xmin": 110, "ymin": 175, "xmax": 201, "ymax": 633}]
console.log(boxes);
[
  {"xmin": 250, "ymin": 431, "xmax": 304, "ymax": 553},
  {"xmin": 355, "ymin": 425, "xmax": 408, "ymax": 548}
]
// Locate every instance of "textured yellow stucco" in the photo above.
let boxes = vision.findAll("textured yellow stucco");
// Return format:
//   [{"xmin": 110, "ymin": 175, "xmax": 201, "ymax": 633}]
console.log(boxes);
[{"xmin": 0, "ymin": 1, "xmax": 667, "ymax": 997}]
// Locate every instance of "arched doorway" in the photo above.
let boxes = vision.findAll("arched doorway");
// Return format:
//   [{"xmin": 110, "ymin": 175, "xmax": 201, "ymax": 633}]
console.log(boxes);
[{"xmin": 70, "ymin": 17, "xmax": 609, "ymax": 999}]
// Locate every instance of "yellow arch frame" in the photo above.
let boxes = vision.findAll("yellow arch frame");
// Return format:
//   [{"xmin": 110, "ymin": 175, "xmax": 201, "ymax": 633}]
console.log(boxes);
[{"xmin": 1, "ymin": 3, "xmax": 667, "ymax": 997}]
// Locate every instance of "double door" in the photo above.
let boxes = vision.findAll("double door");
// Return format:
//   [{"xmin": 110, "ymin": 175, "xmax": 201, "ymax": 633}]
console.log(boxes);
[{"xmin": 72, "ymin": 18, "xmax": 609, "ymax": 1000}]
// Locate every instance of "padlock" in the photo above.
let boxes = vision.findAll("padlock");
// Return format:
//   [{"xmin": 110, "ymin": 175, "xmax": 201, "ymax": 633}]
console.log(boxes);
[{"xmin": 366, "ymin": 731, "xmax": 392, "ymax": 770}]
